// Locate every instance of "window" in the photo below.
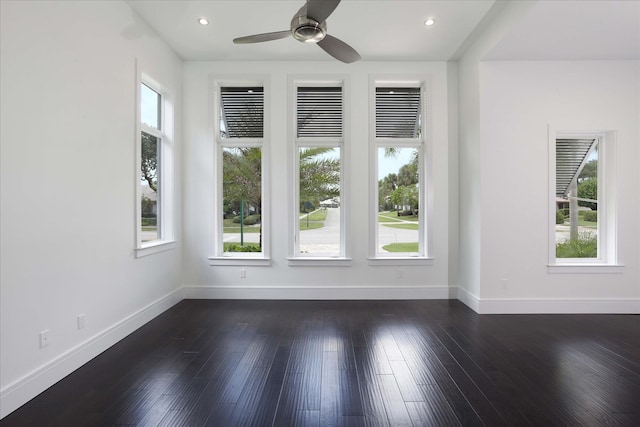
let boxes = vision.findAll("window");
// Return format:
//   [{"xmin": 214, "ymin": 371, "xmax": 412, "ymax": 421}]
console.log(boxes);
[
  {"xmin": 136, "ymin": 76, "xmax": 175, "ymax": 256},
  {"xmin": 214, "ymin": 84, "xmax": 268, "ymax": 261},
  {"xmin": 291, "ymin": 83, "xmax": 347, "ymax": 260},
  {"xmin": 550, "ymin": 130, "xmax": 618, "ymax": 268},
  {"xmin": 371, "ymin": 83, "xmax": 429, "ymax": 260}
]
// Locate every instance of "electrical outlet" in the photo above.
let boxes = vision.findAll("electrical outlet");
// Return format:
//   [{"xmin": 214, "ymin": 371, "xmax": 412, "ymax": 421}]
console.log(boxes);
[
  {"xmin": 501, "ymin": 278, "xmax": 507, "ymax": 290},
  {"xmin": 39, "ymin": 330, "xmax": 49, "ymax": 348},
  {"xmin": 240, "ymin": 269, "xmax": 246, "ymax": 278},
  {"xmin": 397, "ymin": 269, "xmax": 404, "ymax": 279},
  {"xmin": 77, "ymin": 314, "xmax": 85, "ymax": 330}
]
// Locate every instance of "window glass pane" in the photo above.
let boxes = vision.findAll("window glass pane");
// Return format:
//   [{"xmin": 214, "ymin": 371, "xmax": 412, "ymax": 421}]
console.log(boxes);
[
  {"xmin": 555, "ymin": 138, "xmax": 598, "ymax": 258},
  {"xmin": 375, "ymin": 87, "xmax": 421, "ymax": 138},
  {"xmin": 298, "ymin": 147, "xmax": 341, "ymax": 255},
  {"xmin": 141, "ymin": 131, "xmax": 159, "ymax": 242},
  {"xmin": 141, "ymin": 83, "xmax": 160, "ymax": 130},
  {"xmin": 223, "ymin": 147, "xmax": 262, "ymax": 253},
  {"xmin": 377, "ymin": 147, "xmax": 419, "ymax": 254},
  {"xmin": 297, "ymin": 87, "xmax": 342, "ymax": 138},
  {"xmin": 220, "ymin": 87, "xmax": 264, "ymax": 138}
]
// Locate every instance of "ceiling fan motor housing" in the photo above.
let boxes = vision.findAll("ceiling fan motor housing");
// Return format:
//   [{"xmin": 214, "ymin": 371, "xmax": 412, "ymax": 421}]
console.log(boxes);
[{"xmin": 291, "ymin": 15, "xmax": 327, "ymax": 43}]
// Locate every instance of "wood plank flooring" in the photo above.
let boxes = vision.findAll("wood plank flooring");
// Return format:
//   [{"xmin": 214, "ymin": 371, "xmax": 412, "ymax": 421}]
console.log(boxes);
[{"xmin": 2, "ymin": 300, "xmax": 638, "ymax": 426}]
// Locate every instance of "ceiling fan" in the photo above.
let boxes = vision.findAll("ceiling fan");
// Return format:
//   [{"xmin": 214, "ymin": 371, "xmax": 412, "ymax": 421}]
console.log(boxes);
[{"xmin": 233, "ymin": 0, "xmax": 361, "ymax": 64}]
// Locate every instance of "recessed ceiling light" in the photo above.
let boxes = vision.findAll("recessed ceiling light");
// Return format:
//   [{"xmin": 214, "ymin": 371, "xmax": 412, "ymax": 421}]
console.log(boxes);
[
  {"xmin": 424, "ymin": 18, "xmax": 435, "ymax": 26},
  {"xmin": 198, "ymin": 17, "xmax": 209, "ymax": 26}
]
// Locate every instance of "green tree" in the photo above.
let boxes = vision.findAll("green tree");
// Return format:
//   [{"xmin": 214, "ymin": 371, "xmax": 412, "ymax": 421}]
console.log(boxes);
[
  {"xmin": 578, "ymin": 159, "xmax": 597, "ymax": 182},
  {"xmin": 578, "ymin": 178, "xmax": 597, "ymax": 210},
  {"xmin": 223, "ymin": 147, "xmax": 262, "ymax": 215},
  {"xmin": 390, "ymin": 185, "xmax": 418, "ymax": 211},
  {"xmin": 141, "ymin": 132, "xmax": 158, "ymax": 192},
  {"xmin": 299, "ymin": 147, "xmax": 340, "ymax": 210}
]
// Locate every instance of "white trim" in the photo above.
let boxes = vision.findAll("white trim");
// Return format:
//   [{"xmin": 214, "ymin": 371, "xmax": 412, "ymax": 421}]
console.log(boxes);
[
  {"xmin": 211, "ymin": 75, "xmax": 270, "ymax": 261},
  {"xmin": 547, "ymin": 264, "xmax": 625, "ymax": 274},
  {"xmin": 548, "ymin": 125, "xmax": 618, "ymax": 266},
  {"xmin": 476, "ymin": 297, "xmax": 639, "ymax": 314},
  {"xmin": 208, "ymin": 257, "xmax": 271, "ymax": 266},
  {"xmin": 183, "ymin": 285, "xmax": 455, "ymax": 300},
  {"xmin": 369, "ymin": 74, "xmax": 432, "ymax": 259},
  {"xmin": 456, "ymin": 287, "xmax": 480, "ymax": 313},
  {"xmin": 135, "ymin": 240, "xmax": 177, "ymax": 258},
  {"xmin": 135, "ymin": 63, "xmax": 176, "ymax": 251},
  {"xmin": 0, "ymin": 288, "xmax": 184, "ymax": 419},
  {"xmin": 287, "ymin": 257, "xmax": 352, "ymax": 267},
  {"xmin": 289, "ymin": 75, "xmax": 349, "ymax": 259},
  {"xmin": 367, "ymin": 257, "xmax": 434, "ymax": 266}
]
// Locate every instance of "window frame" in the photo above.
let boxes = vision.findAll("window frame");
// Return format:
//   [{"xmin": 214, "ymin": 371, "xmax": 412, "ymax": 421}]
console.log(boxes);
[
  {"xmin": 547, "ymin": 126, "xmax": 623, "ymax": 272},
  {"xmin": 135, "ymin": 70, "xmax": 176, "ymax": 257},
  {"xmin": 368, "ymin": 77, "xmax": 433, "ymax": 264},
  {"xmin": 288, "ymin": 77, "xmax": 351, "ymax": 265},
  {"xmin": 210, "ymin": 78, "xmax": 271, "ymax": 265}
]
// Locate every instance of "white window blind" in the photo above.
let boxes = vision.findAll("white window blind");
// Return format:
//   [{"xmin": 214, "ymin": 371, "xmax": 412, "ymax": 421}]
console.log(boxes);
[
  {"xmin": 375, "ymin": 87, "xmax": 421, "ymax": 139},
  {"xmin": 220, "ymin": 87, "xmax": 264, "ymax": 138},
  {"xmin": 296, "ymin": 86, "xmax": 343, "ymax": 138}
]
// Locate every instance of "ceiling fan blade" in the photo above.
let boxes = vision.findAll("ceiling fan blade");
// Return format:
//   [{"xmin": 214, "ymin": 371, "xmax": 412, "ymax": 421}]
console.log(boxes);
[
  {"xmin": 233, "ymin": 30, "xmax": 291, "ymax": 44},
  {"xmin": 306, "ymin": 0, "xmax": 341, "ymax": 23},
  {"xmin": 317, "ymin": 34, "xmax": 361, "ymax": 63}
]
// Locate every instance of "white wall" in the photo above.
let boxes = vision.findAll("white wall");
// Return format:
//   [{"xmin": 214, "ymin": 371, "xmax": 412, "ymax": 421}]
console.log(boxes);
[
  {"xmin": 456, "ymin": 1, "xmax": 536, "ymax": 309},
  {"xmin": 182, "ymin": 61, "xmax": 455, "ymax": 299},
  {"xmin": 478, "ymin": 60, "xmax": 639, "ymax": 313},
  {"xmin": 0, "ymin": 1, "xmax": 183, "ymax": 417}
]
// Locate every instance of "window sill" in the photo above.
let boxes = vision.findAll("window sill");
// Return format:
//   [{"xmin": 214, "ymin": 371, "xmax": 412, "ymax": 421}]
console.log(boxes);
[
  {"xmin": 368, "ymin": 257, "xmax": 434, "ymax": 266},
  {"xmin": 547, "ymin": 264, "xmax": 625, "ymax": 274},
  {"xmin": 288, "ymin": 257, "xmax": 352, "ymax": 267},
  {"xmin": 136, "ymin": 240, "xmax": 177, "ymax": 258},
  {"xmin": 209, "ymin": 257, "xmax": 271, "ymax": 266}
]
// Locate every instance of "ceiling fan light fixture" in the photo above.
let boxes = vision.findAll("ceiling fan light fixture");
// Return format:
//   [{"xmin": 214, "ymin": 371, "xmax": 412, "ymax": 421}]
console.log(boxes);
[{"xmin": 291, "ymin": 15, "xmax": 327, "ymax": 43}]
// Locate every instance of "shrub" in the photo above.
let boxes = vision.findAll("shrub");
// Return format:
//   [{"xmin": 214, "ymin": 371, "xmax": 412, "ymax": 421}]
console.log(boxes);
[
  {"xmin": 555, "ymin": 210, "xmax": 565, "ymax": 224},
  {"xmin": 232, "ymin": 214, "xmax": 261, "ymax": 225},
  {"xmin": 560, "ymin": 208, "xmax": 570, "ymax": 217},
  {"xmin": 556, "ymin": 233, "xmax": 597, "ymax": 258},
  {"xmin": 225, "ymin": 243, "xmax": 261, "ymax": 252},
  {"xmin": 141, "ymin": 217, "xmax": 157, "ymax": 226},
  {"xmin": 583, "ymin": 210, "xmax": 597, "ymax": 222}
]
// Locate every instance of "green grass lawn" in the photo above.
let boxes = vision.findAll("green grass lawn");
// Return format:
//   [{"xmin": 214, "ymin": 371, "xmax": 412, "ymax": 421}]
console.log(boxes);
[
  {"xmin": 300, "ymin": 221, "xmax": 324, "ymax": 230},
  {"xmin": 382, "ymin": 242, "xmax": 419, "ymax": 252},
  {"xmin": 382, "ymin": 223, "xmax": 419, "ymax": 230},
  {"xmin": 301, "ymin": 209, "xmax": 327, "ymax": 221},
  {"xmin": 378, "ymin": 211, "xmax": 418, "ymax": 222},
  {"xmin": 224, "ymin": 242, "xmax": 261, "ymax": 252}
]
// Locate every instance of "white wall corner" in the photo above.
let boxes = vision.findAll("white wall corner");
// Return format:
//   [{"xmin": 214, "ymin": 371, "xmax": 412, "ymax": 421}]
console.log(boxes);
[
  {"xmin": 456, "ymin": 287, "xmax": 481, "ymax": 313},
  {"xmin": 0, "ymin": 287, "xmax": 184, "ymax": 419}
]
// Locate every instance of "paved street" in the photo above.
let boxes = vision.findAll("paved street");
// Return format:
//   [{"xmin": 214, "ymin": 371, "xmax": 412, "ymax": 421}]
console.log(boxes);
[{"xmin": 224, "ymin": 207, "xmax": 419, "ymax": 253}]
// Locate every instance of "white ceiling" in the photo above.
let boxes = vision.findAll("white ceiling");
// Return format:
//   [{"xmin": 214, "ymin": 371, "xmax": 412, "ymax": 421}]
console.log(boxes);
[
  {"xmin": 126, "ymin": 0, "xmax": 496, "ymax": 61},
  {"xmin": 126, "ymin": 0, "xmax": 640, "ymax": 62},
  {"xmin": 486, "ymin": 0, "xmax": 640, "ymax": 60}
]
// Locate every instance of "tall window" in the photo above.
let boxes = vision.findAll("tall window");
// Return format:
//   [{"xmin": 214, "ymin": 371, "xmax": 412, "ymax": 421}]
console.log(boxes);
[
  {"xmin": 553, "ymin": 134, "xmax": 605, "ymax": 262},
  {"xmin": 372, "ymin": 84, "xmax": 427, "ymax": 258},
  {"xmin": 137, "ymin": 77, "xmax": 174, "ymax": 254},
  {"xmin": 216, "ymin": 85, "xmax": 266, "ymax": 257},
  {"xmin": 293, "ymin": 84, "xmax": 345, "ymax": 257}
]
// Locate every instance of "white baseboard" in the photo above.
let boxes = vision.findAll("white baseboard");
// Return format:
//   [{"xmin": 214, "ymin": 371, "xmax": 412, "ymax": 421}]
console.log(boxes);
[
  {"xmin": 0, "ymin": 287, "xmax": 184, "ymax": 419},
  {"xmin": 476, "ymin": 297, "xmax": 640, "ymax": 314},
  {"xmin": 455, "ymin": 288, "xmax": 639, "ymax": 314},
  {"xmin": 183, "ymin": 284, "xmax": 457, "ymax": 300}
]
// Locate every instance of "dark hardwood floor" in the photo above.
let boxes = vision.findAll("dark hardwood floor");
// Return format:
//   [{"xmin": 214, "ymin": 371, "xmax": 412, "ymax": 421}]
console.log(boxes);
[{"xmin": 2, "ymin": 300, "xmax": 639, "ymax": 426}]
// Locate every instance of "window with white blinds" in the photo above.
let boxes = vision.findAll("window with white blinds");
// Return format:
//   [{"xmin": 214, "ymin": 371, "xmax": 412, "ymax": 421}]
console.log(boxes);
[
  {"xmin": 214, "ymin": 83, "xmax": 267, "ymax": 260},
  {"xmin": 371, "ymin": 81, "xmax": 429, "ymax": 261},
  {"xmin": 220, "ymin": 87, "xmax": 264, "ymax": 139},
  {"xmin": 375, "ymin": 87, "xmax": 421, "ymax": 139},
  {"xmin": 296, "ymin": 86, "xmax": 343, "ymax": 139},
  {"xmin": 291, "ymin": 82, "xmax": 346, "ymax": 261}
]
